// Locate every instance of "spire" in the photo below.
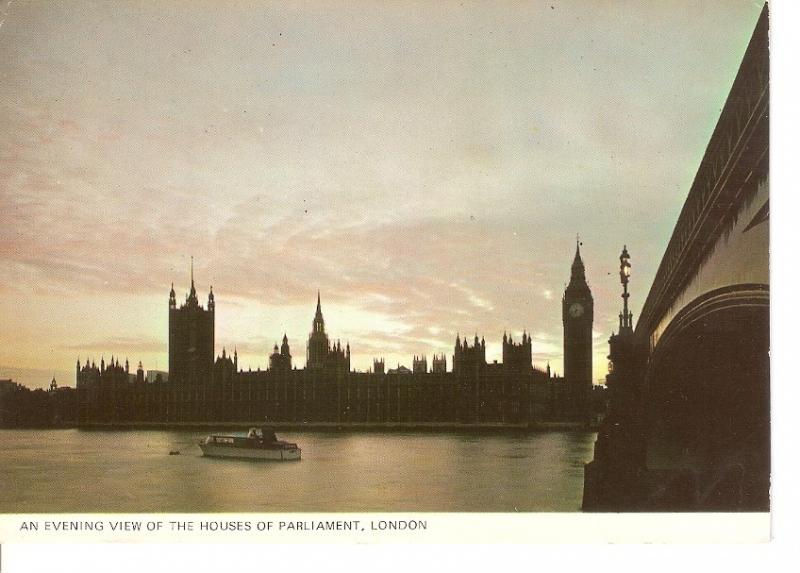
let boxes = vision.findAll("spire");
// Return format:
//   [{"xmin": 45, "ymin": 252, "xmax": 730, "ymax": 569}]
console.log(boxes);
[
  {"xmin": 312, "ymin": 291, "xmax": 325, "ymax": 333},
  {"xmin": 571, "ymin": 235, "xmax": 586, "ymax": 281},
  {"xmin": 187, "ymin": 256, "xmax": 198, "ymax": 304},
  {"xmin": 281, "ymin": 333, "xmax": 290, "ymax": 356}
]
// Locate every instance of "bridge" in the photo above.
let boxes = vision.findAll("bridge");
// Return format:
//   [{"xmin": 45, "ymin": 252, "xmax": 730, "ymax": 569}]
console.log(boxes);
[{"xmin": 583, "ymin": 5, "xmax": 769, "ymax": 511}]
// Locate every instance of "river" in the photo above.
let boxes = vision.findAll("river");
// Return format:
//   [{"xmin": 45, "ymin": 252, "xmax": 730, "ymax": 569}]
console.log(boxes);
[{"xmin": 0, "ymin": 429, "xmax": 595, "ymax": 512}]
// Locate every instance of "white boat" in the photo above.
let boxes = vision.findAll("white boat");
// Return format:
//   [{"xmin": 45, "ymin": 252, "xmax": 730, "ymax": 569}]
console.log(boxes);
[{"xmin": 199, "ymin": 427, "xmax": 301, "ymax": 461}]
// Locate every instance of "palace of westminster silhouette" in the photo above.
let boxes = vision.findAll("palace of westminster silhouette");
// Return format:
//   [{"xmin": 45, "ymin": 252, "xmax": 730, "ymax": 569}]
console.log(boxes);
[{"xmin": 3, "ymin": 244, "xmax": 604, "ymax": 427}]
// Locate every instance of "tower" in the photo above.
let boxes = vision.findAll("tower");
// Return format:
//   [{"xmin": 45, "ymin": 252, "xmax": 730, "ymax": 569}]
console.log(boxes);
[
  {"xmin": 306, "ymin": 292, "xmax": 330, "ymax": 370},
  {"xmin": 270, "ymin": 335, "xmax": 292, "ymax": 371},
  {"xmin": 562, "ymin": 238, "xmax": 594, "ymax": 418},
  {"xmin": 168, "ymin": 258, "xmax": 215, "ymax": 385},
  {"xmin": 431, "ymin": 354, "xmax": 447, "ymax": 374},
  {"xmin": 502, "ymin": 331, "xmax": 533, "ymax": 372}
]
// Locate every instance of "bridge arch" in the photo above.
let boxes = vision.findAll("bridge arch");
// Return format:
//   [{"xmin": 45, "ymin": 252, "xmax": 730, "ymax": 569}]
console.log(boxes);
[{"xmin": 643, "ymin": 284, "xmax": 769, "ymax": 510}]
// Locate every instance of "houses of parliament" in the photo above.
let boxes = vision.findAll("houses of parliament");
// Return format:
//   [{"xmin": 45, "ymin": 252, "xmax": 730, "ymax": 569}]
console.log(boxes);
[{"xmin": 1, "ymin": 245, "xmax": 604, "ymax": 428}]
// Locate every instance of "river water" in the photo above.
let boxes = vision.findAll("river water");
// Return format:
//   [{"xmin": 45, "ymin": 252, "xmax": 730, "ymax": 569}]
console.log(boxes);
[{"xmin": 0, "ymin": 429, "xmax": 595, "ymax": 512}]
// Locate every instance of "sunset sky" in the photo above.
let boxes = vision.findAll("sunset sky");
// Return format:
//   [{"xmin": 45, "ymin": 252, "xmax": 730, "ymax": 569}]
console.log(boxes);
[{"xmin": 0, "ymin": 1, "xmax": 764, "ymax": 389}]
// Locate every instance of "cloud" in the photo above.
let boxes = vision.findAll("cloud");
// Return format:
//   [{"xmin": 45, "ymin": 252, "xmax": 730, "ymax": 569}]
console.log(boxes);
[
  {"xmin": 0, "ymin": 0, "xmax": 765, "ymax": 382},
  {"xmin": 60, "ymin": 336, "xmax": 165, "ymax": 355}
]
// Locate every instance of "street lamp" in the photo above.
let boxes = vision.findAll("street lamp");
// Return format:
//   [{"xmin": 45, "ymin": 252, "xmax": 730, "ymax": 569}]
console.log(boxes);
[
  {"xmin": 619, "ymin": 246, "xmax": 632, "ymax": 331},
  {"xmin": 620, "ymin": 245, "xmax": 631, "ymax": 282}
]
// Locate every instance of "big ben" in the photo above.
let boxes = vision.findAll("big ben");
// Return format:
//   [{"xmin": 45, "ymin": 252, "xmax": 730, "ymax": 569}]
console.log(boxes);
[{"xmin": 562, "ymin": 239, "xmax": 593, "ymax": 418}]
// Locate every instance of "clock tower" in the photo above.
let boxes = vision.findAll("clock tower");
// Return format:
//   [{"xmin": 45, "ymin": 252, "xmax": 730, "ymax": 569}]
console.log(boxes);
[{"xmin": 562, "ymin": 239, "xmax": 594, "ymax": 418}]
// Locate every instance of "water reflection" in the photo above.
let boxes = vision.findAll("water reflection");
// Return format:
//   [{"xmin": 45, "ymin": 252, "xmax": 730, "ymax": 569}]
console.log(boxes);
[{"xmin": 0, "ymin": 429, "xmax": 595, "ymax": 512}]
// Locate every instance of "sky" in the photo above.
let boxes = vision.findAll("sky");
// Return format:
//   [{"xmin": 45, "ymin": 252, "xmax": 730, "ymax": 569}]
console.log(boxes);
[{"xmin": 0, "ymin": 0, "xmax": 764, "ymax": 389}]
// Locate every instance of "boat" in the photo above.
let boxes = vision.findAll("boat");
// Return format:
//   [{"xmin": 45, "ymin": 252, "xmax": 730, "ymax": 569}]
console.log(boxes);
[{"xmin": 199, "ymin": 427, "xmax": 301, "ymax": 461}]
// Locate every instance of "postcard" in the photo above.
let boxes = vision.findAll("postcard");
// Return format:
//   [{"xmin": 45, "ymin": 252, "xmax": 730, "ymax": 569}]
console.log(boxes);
[{"xmin": 0, "ymin": 0, "xmax": 770, "ymax": 549}]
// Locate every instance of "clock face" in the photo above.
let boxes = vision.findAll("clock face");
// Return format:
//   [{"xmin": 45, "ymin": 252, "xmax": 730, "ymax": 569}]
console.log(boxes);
[{"xmin": 569, "ymin": 302, "xmax": 584, "ymax": 318}]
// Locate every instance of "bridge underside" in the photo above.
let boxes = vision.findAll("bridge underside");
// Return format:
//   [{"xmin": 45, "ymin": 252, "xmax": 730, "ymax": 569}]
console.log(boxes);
[{"xmin": 644, "ymin": 285, "xmax": 769, "ymax": 511}]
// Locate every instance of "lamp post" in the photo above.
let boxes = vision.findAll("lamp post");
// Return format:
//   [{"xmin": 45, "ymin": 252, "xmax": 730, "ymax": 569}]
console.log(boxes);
[{"xmin": 619, "ymin": 246, "xmax": 632, "ymax": 332}]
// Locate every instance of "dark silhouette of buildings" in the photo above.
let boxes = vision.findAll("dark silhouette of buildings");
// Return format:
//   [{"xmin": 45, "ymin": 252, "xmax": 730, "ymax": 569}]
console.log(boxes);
[
  {"xmin": 8, "ymin": 246, "xmax": 604, "ymax": 428},
  {"xmin": 306, "ymin": 293, "xmax": 350, "ymax": 372},
  {"xmin": 562, "ymin": 239, "xmax": 594, "ymax": 419},
  {"xmin": 431, "ymin": 354, "xmax": 447, "ymax": 374},
  {"xmin": 269, "ymin": 335, "xmax": 292, "ymax": 371},
  {"xmin": 0, "ymin": 377, "xmax": 77, "ymax": 428},
  {"xmin": 503, "ymin": 332, "xmax": 532, "ymax": 372},
  {"xmin": 168, "ymin": 258, "xmax": 215, "ymax": 387}
]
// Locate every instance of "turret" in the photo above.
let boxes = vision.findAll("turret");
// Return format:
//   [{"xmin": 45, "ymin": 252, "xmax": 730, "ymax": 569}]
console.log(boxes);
[
  {"xmin": 208, "ymin": 286, "xmax": 215, "ymax": 311},
  {"xmin": 169, "ymin": 282, "xmax": 176, "ymax": 309},
  {"xmin": 281, "ymin": 334, "xmax": 290, "ymax": 356}
]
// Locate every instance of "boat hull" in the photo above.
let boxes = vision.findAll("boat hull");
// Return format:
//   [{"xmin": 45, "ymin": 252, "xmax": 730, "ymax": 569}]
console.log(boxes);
[{"xmin": 199, "ymin": 443, "xmax": 301, "ymax": 461}]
